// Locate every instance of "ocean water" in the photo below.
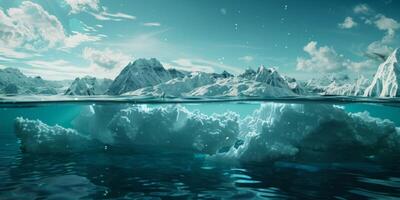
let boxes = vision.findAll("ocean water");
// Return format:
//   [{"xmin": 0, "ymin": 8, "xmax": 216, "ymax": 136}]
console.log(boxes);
[{"xmin": 0, "ymin": 96, "xmax": 400, "ymax": 199}]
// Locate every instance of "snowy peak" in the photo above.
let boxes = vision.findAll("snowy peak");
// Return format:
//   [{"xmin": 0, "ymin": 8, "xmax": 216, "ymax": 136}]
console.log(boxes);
[
  {"xmin": 106, "ymin": 58, "xmax": 174, "ymax": 95},
  {"xmin": 65, "ymin": 76, "xmax": 112, "ymax": 96},
  {"xmin": 254, "ymin": 66, "xmax": 289, "ymax": 89},
  {"xmin": 364, "ymin": 48, "xmax": 400, "ymax": 97},
  {"xmin": 238, "ymin": 68, "xmax": 256, "ymax": 79},
  {"xmin": 128, "ymin": 58, "xmax": 164, "ymax": 70}
]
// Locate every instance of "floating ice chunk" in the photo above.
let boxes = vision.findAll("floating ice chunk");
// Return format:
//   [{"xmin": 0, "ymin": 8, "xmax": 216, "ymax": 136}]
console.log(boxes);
[{"xmin": 15, "ymin": 117, "xmax": 90, "ymax": 153}]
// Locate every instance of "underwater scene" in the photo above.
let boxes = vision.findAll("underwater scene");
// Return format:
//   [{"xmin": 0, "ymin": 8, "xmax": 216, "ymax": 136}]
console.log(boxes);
[{"xmin": 0, "ymin": 97, "xmax": 400, "ymax": 199}]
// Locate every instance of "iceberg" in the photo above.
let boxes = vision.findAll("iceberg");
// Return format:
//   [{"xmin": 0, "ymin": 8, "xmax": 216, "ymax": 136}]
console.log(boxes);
[
  {"xmin": 14, "ymin": 103, "xmax": 400, "ymax": 163},
  {"xmin": 15, "ymin": 117, "xmax": 91, "ymax": 153},
  {"xmin": 225, "ymin": 104, "xmax": 400, "ymax": 162}
]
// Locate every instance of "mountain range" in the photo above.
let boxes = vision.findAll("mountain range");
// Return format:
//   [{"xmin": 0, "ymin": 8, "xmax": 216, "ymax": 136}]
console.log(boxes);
[{"xmin": 1, "ymin": 48, "xmax": 399, "ymax": 98}]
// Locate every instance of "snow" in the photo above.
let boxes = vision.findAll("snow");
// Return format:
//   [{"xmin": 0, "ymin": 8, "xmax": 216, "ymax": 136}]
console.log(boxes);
[
  {"xmin": 189, "ymin": 78, "xmax": 296, "ymax": 97},
  {"xmin": 323, "ymin": 75, "xmax": 370, "ymax": 96},
  {"xmin": 15, "ymin": 103, "xmax": 400, "ymax": 162},
  {"xmin": 124, "ymin": 72, "xmax": 217, "ymax": 97},
  {"xmin": 125, "ymin": 65, "xmax": 300, "ymax": 97},
  {"xmin": 64, "ymin": 76, "xmax": 112, "ymax": 95},
  {"xmin": 190, "ymin": 66, "xmax": 299, "ymax": 97},
  {"xmin": 364, "ymin": 48, "xmax": 400, "ymax": 97},
  {"xmin": 303, "ymin": 73, "xmax": 371, "ymax": 96},
  {"xmin": 106, "ymin": 58, "xmax": 174, "ymax": 95}
]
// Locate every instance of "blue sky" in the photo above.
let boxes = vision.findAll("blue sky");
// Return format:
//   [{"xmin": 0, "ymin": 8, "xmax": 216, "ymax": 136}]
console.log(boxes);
[{"xmin": 0, "ymin": 0, "xmax": 399, "ymax": 80}]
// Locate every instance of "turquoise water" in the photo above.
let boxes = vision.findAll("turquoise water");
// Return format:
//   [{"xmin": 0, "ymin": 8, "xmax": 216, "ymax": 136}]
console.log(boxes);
[{"xmin": 0, "ymin": 97, "xmax": 400, "ymax": 199}]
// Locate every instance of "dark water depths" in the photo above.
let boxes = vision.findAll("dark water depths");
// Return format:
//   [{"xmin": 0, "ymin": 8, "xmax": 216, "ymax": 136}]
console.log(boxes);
[{"xmin": 0, "ymin": 97, "xmax": 400, "ymax": 199}]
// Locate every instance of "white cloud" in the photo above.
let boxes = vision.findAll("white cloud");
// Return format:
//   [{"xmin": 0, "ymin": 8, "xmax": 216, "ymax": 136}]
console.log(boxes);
[
  {"xmin": 297, "ymin": 41, "xmax": 347, "ymax": 72},
  {"xmin": 24, "ymin": 58, "xmax": 127, "ymax": 80},
  {"xmin": 351, "ymin": 3, "xmax": 399, "ymax": 57},
  {"xmin": 143, "ymin": 22, "xmax": 161, "ymax": 27},
  {"xmin": 339, "ymin": 17, "xmax": 358, "ymax": 29},
  {"xmin": 167, "ymin": 58, "xmax": 241, "ymax": 74},
  {"xmin": 24, "ymin": 59, "xmax": 91, "ymax": 80},
  {"xmin": 374, "ymin": 14, "xmax": 400, "ymax": 42},
  {"xmin": 238, "ymin": 56, "xmax": 254, "ymax": 62},
  {"xmin": 64, "ymin": 0, "xmax": 135, "ymax": 21},
  {"xmin": 169, "ymin": 59, "xmax": 214, "ymax": 73},
  {"xmin": 344, "ymin": 59, "xmax": 376, "ymax": 71},
  {"xmin": 64, "ymin": 0, "xmax": 99, "ymax": 13},
  {"xmin": 297, "ymin": 41, "xmax": 377, "ymax": 73},
  {"xmin": 367, "ymin": 15, "xmax": 400, "ymax": 56},
  {"xmin": 375, "ymin": 15, "xmax": 400, "ymax": 31},
  {"xmin": 83, "ymin": 47, "xmax": 130, "ymax": 70},
  {"xmin": 0, "ymin": 1, "xmax": 100, "ymax": 58},
  {"xmin": 354, "ymin": 4, "xmax": 371, "ymax": 14},
  {"xmin": 64, "ymin": 32, "xmax": 102, "ymax": 49}
]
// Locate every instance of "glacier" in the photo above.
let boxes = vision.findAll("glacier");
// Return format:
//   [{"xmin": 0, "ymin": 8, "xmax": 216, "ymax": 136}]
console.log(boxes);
[{"xmin": 14, "ymin": 103, "xmax": 400, "ymax": 163}]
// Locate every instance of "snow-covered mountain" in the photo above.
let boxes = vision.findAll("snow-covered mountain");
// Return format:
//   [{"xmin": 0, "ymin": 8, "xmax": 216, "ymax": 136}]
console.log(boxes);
[
  {"xmin": 189, "ymin": 77, "xmax": 296, "ymax": 97},
  {"xmin": 302, "ymin": 73, "xmax": 371, "ymax": 96},
  {"xmin": 0, "ymin": 68, "xmax": 67, "ymax": 95},
  {"xmin": 127, "ymin": 65, "xmax": 299, "ymax": 97},
  {"xmin": 190, "ymin": 66, "xmax": 298, "ymax": 97},
  {"xmin": 125, "ymin": 72, "xmax": 217, "ymax": 96},
  {"xmin": 364, "ymin": 48, "xmax": 400, "ymax": 97},
  {"xmin": 323, "ymin": 76, "xmax": 370, "ymax": 96},
  {"xmin": 64, "ymin": 76, "xmax": 112, "ymax": 96},
  {"xmin": 106, "ymin": 58, "xmax": 174, "ymax": 95}
]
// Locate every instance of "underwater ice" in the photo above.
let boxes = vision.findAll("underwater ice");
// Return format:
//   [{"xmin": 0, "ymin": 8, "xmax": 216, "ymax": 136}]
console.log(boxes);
[
  {"xmin": 15, "ymin": 117, "xmax": 91, "ymax": 153},
  {"xmin": 15, "ymin": 103, "xmax": 400, "ymax": 163}
]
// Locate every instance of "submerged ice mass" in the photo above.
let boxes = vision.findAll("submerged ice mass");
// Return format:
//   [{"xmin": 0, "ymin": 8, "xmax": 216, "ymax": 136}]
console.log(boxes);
[
  {"xmin": 225, "ymin": 104, "xmax": 400, "ymax": 162},
  {"xmin": 14, "ymin": 103, "xmax": 400, "ymax": 163},
  {"xmin": 15, "ymin": 117, "xmax": 91, "ymax": 153}
]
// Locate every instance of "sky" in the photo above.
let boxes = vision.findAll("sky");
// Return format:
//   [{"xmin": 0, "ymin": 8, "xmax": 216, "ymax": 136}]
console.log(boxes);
[{"xmin": 0, "ymin": 0, "xmax": 399, "ymax": 80}]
